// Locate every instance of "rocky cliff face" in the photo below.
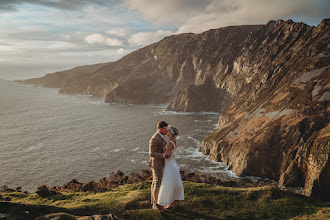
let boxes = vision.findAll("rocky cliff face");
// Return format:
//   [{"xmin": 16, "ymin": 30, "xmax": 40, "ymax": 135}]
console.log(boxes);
[
  {"xmin": 25, "ymin": 19, "xmax": 329, "ymax": 200},
  {"xmin": 26, "ymin": 24, "xmax": 262, "ymax": 110},
  {"xmin": 199, "ymin": 19, "xmax": 329, "ymax": 200}
]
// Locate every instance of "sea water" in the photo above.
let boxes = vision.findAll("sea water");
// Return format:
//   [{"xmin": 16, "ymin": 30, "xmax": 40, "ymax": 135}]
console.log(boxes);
[{"xmin": 0, "ymin": 79, "xmax": 237, "ymax": 192}]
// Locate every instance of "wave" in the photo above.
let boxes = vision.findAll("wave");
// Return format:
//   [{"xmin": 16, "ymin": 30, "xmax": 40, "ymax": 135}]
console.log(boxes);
[
  {"xmin": 26, "ymin": 143, "xmax": 44, "ymax": 152},
  {"xmin": 186, "ymin": 136, "xmax": 200, "ymax": 145},
  {"xmin": 179, "ymin": 146, "xmax": 238, "ymax": 178},
  {"xmin": 110, "ymin": 148, "xmax": 124, "ymax": 152},
  {"xmin": 184, "ymin": 147, "xmax": 204, "ymax": 158},
  {"xmin": 92, "ymin": 147, "xmax": 100, "ymax": 151},
  {"xmin": 156, "ymin": 110, "xmax": 220, "ymax": 116}
]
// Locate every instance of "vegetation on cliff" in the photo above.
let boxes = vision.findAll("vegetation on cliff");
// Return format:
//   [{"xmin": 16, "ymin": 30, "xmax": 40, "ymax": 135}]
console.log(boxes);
[{"xmin": 1, "ymin": 181, "xmax": 329, "ymax": 220}]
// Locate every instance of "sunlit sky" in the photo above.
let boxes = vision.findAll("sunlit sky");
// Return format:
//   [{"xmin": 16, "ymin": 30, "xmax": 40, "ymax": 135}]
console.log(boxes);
[{"xmin": 0, "ymin": 0, "xmax": 329, "ymax": 80}]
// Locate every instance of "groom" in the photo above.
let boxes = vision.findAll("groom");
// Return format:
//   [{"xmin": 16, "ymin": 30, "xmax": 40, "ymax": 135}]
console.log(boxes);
[{"xmin": 149, "ymin": 121, "xmax": 171, "ymax": 210}]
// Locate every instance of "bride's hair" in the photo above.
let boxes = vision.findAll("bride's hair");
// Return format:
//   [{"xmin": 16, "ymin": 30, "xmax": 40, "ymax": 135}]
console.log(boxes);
[{"xmin": 168, "ymin": 125, "xmax": 178, "ymax": 141}]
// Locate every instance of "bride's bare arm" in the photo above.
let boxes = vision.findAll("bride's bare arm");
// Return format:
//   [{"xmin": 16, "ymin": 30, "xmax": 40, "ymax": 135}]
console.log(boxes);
[{"xmin": 166, "ymin": 142, "xmax": 174, "ymax": 153}]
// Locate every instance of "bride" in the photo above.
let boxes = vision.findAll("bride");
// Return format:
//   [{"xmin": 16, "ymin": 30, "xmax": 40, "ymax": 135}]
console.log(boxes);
[{"xmin": 157, "ymin": 125, "xmax": 184, "ymax": 210}]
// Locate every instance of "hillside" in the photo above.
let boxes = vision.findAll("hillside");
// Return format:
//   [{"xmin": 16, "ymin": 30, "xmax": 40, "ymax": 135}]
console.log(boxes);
[{"xmin": 1, "ymin": 181, "xmax": 329, "ymax": 219}]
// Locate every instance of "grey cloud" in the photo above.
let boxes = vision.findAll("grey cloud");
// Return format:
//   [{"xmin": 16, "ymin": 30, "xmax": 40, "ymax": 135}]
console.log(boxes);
[
  {"xmin": 122, "ymin": 0, "xmax": 213, "ymax": 24},
  {"xmin": 0, "ymin": 0, "xmax": 120, "ymax": 11},
  {"xmin": 123, "ymin": 0, "xmax": 330, "ymax": 32}
]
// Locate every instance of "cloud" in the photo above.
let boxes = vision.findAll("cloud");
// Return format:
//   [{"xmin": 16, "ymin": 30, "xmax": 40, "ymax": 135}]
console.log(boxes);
[
  {"xmin": 0, "ymin": 0, "xmax": 120, "ymax": 11},
  {"xmin": 84, "ymin": 34, "xmax": 106, "ymax": 44},
  {"xmin": 84, "ymin": 34, "xmax": 123, "ymax": 46},
  {"xmin": 106, "ymin": 28, "xmax": 130, "ymax": 37},
  {"xmin": 117, "ymin": 48, "xmax": 126, "ymax": 55},
  {"xmin": 123, "ymin": 0, "xmax": 330, "ymax": 33},
  {"xmin": 128, "ymin": 30, "xmax": 173, "ymax": 47},
  {"xmin": 0, "ymin": 1, "xmax": 155, "ymax": 79},
  {"xmin": 47, "ymin": 41, "xmax": 78, "ymax": 49},
  {"xmin": 122, "ymin": 0, "xmax": 211, "ymax": 25},
  {"xmin": 1, "ymin": 0, "xmax": 328, "ymax": 80},
  {"xmin": 105, "ymin": 37, "xmax": 123, "ymax": 46}
]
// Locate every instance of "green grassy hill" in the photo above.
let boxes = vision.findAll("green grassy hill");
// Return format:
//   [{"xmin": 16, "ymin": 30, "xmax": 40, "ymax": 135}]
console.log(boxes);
[{"xmin": 0, "ymin": 181, "xmax": 329, "ymax": 219}]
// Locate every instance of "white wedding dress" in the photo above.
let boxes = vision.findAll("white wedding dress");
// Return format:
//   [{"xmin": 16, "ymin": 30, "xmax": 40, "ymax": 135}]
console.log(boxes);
[{"xmin": 157, "ymin": 141, "xmax": 184, "ymax": 207}]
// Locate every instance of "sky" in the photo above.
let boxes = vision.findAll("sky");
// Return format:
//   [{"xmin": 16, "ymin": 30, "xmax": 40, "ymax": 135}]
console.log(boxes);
[{"xmin": 0, "ymin": 0, "xmax": 329, "ymax": 80}]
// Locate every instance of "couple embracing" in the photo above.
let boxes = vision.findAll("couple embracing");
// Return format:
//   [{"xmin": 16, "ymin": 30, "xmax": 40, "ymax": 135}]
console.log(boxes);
[{"xmin": 149, "ymin": 121, "xmax": 184, "ymax": 210}]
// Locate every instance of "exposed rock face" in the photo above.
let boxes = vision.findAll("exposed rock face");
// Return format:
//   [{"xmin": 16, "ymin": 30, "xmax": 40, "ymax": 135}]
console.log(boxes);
[
  {"xmin": 199, "ymin": 19, "xmax": 330, "ymax": 200},
  {"xmin": 25, "ymin": 19, "xmax": 330, "ymax": 200},
  {"xmin": 166, "ymin": 77, "xmax": 231, "ymax": 112}
]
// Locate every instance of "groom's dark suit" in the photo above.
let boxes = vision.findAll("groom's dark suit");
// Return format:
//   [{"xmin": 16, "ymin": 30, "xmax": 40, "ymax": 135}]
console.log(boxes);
[{"xmin": 149, "ymin": 132, "xmax": 166, "ymax": 206}]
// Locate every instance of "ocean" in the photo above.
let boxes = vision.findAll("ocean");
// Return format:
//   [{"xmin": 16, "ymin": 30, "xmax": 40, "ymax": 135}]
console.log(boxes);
[{"xmin": 0, "ymin": 79, "xmax": 237, "ymax": 192}]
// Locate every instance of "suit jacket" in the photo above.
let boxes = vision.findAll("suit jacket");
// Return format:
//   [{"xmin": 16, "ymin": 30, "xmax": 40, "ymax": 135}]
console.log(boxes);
[{"xmin": 149, "ymin": 132, "xmax": 165, "ymax": 169}]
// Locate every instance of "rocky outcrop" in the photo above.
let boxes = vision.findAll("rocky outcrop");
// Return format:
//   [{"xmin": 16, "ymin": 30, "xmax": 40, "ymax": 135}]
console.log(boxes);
[
  {"xmin": 25, "ymin": 19, "xmax": 330, "ymax": 200},
  {"xmin": 77, "ymin": 214, "xmax": 117, "ymax": 220}
]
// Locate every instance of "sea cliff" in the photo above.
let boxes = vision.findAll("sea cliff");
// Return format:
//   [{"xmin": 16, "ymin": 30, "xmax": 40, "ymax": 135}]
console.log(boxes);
[{"xmin": 24, "ymin": 19, "xmax": 330, "ymax": 200}]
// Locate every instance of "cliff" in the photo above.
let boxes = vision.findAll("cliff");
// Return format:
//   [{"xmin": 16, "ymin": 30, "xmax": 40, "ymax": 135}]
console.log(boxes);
[
  {"xmin": 25, "ymin": 24, "xmax": 262, "ymax": 109},
  {"xmin": 24, "ymin": 19, "xmax": 330, "ymax": 200},
  {"xmin": 199, "ymin": 19, "xmax": 330, "ymax": 200}
]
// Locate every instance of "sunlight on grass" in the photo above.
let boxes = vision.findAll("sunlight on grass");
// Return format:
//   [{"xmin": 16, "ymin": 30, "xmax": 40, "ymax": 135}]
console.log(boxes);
[{"xmin": 1, "ymin": 181, "xmax": 329, "ymax": 219}]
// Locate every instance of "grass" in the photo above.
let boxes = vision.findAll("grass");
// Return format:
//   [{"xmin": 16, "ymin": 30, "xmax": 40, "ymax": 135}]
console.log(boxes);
[{"xmin": 0, "ymin": 181, "xmax": 329, "ymax": 219}]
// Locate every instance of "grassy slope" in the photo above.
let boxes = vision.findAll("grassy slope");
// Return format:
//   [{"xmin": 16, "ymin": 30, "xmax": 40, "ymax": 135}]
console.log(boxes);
[{"xmin": 0, "ymin": 181, "xmax": 329, "ymax": 220}]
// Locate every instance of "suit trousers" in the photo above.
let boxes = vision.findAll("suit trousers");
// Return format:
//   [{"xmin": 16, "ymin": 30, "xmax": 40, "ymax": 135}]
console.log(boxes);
[{"xmin": 151, "ymin": 168, "xmax": 163, "ymax": 206}]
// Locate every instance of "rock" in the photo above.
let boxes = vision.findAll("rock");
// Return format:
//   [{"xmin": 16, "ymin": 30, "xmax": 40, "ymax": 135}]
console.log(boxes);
[
  {"xmin": 77, "ymin": 214, "xmax": 117, "ymax": 220},
  {"xmin": 0, "ymin": 185, "xmax": 15, "ymax": 193},
  {"xmin": 36, "ymin": 185, "xmax": 57, "ymax": 197},
  {"xmin": 36, "ymin": 213, "xmax": 76, "ymax": 220},
  {"xmin": 166, "ymin": 77, "xmax": 231, "ymax": 112}
]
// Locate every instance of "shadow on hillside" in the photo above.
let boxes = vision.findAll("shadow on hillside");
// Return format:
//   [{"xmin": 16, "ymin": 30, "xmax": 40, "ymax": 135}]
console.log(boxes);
[
  {"xmin": 160, "ymin": 206, "xmax": 219, "ymax": 220},
  {"xmin": 0, "ymin": 201, "xmax": 71, "ymax": 220}
]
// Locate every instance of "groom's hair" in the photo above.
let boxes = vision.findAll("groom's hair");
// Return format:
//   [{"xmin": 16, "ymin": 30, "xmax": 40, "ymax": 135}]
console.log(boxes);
[{"xmin": 157, "ymin": 121, "xmax": 168, "ymax": 129}]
